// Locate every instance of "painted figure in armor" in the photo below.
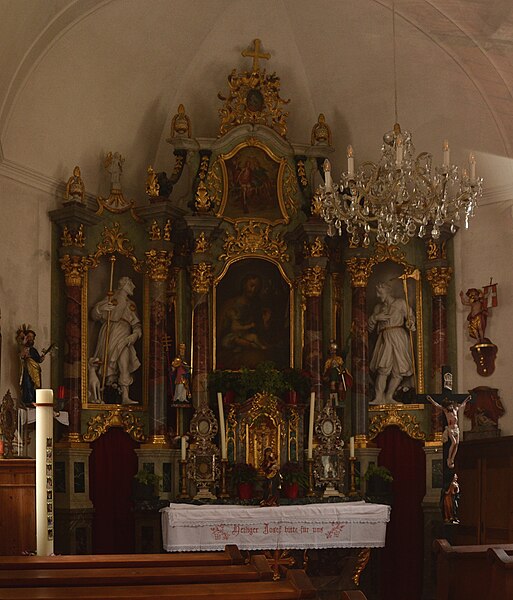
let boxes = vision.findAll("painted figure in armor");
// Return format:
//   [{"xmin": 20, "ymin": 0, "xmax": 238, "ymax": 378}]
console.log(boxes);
[{"xmin": 17, "ymin": 327, "xmax": 45, "ymax": 406}]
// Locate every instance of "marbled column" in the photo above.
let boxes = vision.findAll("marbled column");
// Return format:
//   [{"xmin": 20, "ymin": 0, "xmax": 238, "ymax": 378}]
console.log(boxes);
[
  {"xmin": 59, "ymin": 254, "xmax": 87, "ymax": 441},
  {"xmin": 301, "ymin": 266, "xmax": 326, "ymax": 408},
  {"xmin": 146, "ymin": 250, "xmax": 172, "ymax": 443},
  {"xmin": 426, "ymin": 266, "xmax": 453, "ymax": 436},
  {"xmin": 190, "ymin": 263, "xmax": 213, "ymax": 407},
  {"xmin": 346, "ymin": 257, "xmax": 374, "ymax": 439}
]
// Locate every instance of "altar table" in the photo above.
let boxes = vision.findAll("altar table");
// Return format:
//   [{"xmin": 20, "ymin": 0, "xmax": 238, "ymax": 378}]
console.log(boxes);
[{"xmin": 161, "ymin": 502, "xmax": 390, "ymax": 552}]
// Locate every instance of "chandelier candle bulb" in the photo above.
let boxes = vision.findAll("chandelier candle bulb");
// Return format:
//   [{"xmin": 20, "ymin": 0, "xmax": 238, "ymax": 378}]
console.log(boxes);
[
  {"xmin": 443, "ymin": 139, "xmax": 450, "ymax": 167},
  {"xmin": 181, "ymin": 436, "xmax": 186, "ymax": 461},
  {"xmin": 469, "ymin": 152, "xmax": 476, "ymax": 182},
  {"xmin": 395, "ymin": 135, "xmax": 403, "ymax": 167},
  {"xmin": 323, "ymin": 159, "xmax": 333, "ymax": 190},
  {"xmin": 217, "ymin": 392, "xmax": 227, "ymax": 460},
  {"xmin": 307, "ymin": 392, "xmax": 315, "ymax": 460},
  {"xmin": 347, "ymin": 145, "xmax": 355, "ymax": 176},
  {"xmin": 350, "ymin": 436, "xmax": 355, "ymax": 458}
]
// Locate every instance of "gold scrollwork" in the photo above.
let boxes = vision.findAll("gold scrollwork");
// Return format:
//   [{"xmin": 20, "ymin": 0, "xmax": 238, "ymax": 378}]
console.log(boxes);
[
  {"xmin": 373, "ymin": 243, "xmax": 408, "ymax": 266},
  {"xmin": 194, "ymin": 232, "xmax": 210, "ymax": 254},
  {"xmin": 195, "ymin": 181, "xmax": 212, "ymax": 213},
  {"xmin": 61, "ymin": 224, "xmax": 85, "ymax": 248},
  {"xmin": 303, "ymin": 237, "xmax": 328, "ymax": 259},
  {"xmin": 189, "ymin": 262, "xmax": 214, "ymax": 294},
  {"xmin": 83, "ymin": 409, "xmax": 146, "ymax": 443},
  {"xmin": 171, "ymin": 153, "xmax": 185, "ymax": 181},
  {"xmin": 218, "ymin": 39, "xmax": 289, "ymax": 138},
  {"xmin": 60, "ymin": 254, "xmax": 89, "ymax": 287},
  {"xmin": 296, "ymin": 159, "xmax": 308, "ymax": 187},
  {"xmin": 145, "ymin": 249, "xmax": 172, "ymax": 282},
  {"xmin": 345, "ymin": 257, "xmax": 375, "ymax": 288},
  {"xmin": 219, "ymin": 221, "xmax": 289, "ymax": 262},
  {"xmin": 283, "ymin": 162, "xmax": 298, "ymax": 216},
  {"xmin": 206, "ymin": 158, "xmax": 223, "ymax": 213},
  {"xmin": 145, "ymin": 166, "xmax": 160, "ymax": 197},
  {"xmin": 426, "ymin": 266, "xmax": 453, "ymax": 296},
  {"xmin": 89, "ymin": 222, "xmax": 142, "ymax": 272},
  {"xmin": 352, "ymin": 548, "xmax": 371, "ymax": 587},
  {"xmin": 310, "ymin": 190, "xmax": 324, "ymax": 218},
  {"xmin": 427, "ymin": 238, "xmax": 447, "ymax": 261},
  {"xmin": 301, "ymin": 266, "xmax": 326, "ymax": 297},
  {"xmin": 368, "ymin": 406, "xmax": 426, "ymax": 441}
]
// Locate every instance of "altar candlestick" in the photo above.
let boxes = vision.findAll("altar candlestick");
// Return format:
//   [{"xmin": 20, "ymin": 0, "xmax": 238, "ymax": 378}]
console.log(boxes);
[
  {"xmin": 307, "ymin": 392, "xmax": 315, "ymax": 460},
  {"xmin": 350, "ymin": 436, "xmax": 355, "ymax": 458},
  {"xmin": 217, "ymin": 392, "xmax": 227, "ymax": 460},
  {"xmin": 181, "ymin": 436, "xmax": 186, "ymax": 461}
]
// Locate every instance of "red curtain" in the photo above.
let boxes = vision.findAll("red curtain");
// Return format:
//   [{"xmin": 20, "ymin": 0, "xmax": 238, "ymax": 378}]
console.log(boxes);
[
  {"xmin": 89, "ymin": 427, "xmax": 139, "ymax": 554},
  {"xmin": 376, "ymin": 426, "xmax": 426, "ymax": 600}
]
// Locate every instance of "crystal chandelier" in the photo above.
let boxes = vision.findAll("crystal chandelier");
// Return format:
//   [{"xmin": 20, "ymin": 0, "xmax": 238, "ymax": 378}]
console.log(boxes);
[
  {"xmin": 316, "ymin": 1, "xmax": 483, "ymax": 247},
  {"xmin": 316, "ymin": 126, "xmax": 483, "ymax": 246}
]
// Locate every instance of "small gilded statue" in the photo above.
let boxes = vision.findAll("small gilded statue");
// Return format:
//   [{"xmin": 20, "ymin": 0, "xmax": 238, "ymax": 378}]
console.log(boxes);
[
  {"xmin": 170, "ymin": 104, "xmax": 191, "ymax": 138},
  {"xmin": 311, "ymin": 113, "xmax": 332, "ymax": 146},
  {"xmin": 64, "ymin": 166, "xmax": 85, "ymax": 203},
  {"xmin": 17, "ymin": 326, "xmax": 53, "ymax": 406},
  {"xmin": 170, "ymin": 342, "xmax": 192, "ymax": 405},
  {"xmin": 323, "ymin": 339, "xmax": 352, "ymax": 403},
  {"xmin": 260, "ymin": 447, "xmax": 281, "ymax": 507},
  {"xmin": 460, "ymin": 288, "xmax": 488, "ymax": 342}
]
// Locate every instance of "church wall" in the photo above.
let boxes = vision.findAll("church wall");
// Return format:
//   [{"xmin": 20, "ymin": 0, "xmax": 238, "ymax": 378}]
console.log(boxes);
[
  {"xmin": 454, "ymin": 199, "xmax": 513, "ymax": 435},
  {"xmin": 0, "ymin": 173, "xmax": 54, "ymax": 401}
]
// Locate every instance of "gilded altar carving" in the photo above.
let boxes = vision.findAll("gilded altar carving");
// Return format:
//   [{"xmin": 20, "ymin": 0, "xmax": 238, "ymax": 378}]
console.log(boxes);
[
  {"xmin": 303, "ymin": 237, "xmax": 328, "ymax": 259},
  {"xmin": 310, "ymin": 189, "xmax": 324, "ymax": 218},
  {"xmin": 195, "ymin": 181, "xmax": 212, "ymax": 213},
  {"xmin": 219, "ymin": 221, "xmax": 289, "ymax": 262},
  {"xmin": 194, "ymin": 232, "xmax": 210, "ymax": 254},
  {"xmin": 145, "ymin": 249, "xmax": 172, "ymax": 282},
  {"xmin": 189, "ymin": 262, "xmax": 214, "ymax": 294},
  {"xmin": 301, "ymin": 266, "xmax": 326, "ymax": 297},
  {"xmin": 163, "ymin": 219, "xmax": 172, "ymax": 241},
  {"xmin": 311, "ymin": 113, "xmax": 332, "ymax": 146},
  {"xmin": 345, "ymin": 257, "xmax": 375, "ymax": 287},
  {"xmin": 218, "ymin": 39, "xmax": 289, "ymax": 138},
  {"xmin": 170, "ymin": 152, "xmax": 185, "ymax": 181},
  {"xmin": 170, "ymin": 103, "xmax": 191, "ymax": 138},
  {"xmin": 96, "ymin": 152, "xmax": 141, "ymax": 221},
  {"xmin": 83, "ymin": 409, "xmax": 146, "ymax": 443},
  {"xmin": 145, "ymin": 166, "xmax": 160, "ymax": 197},
  {"xmin": 426, "ymin": 266, "xmax": 453, "ymax": 296},
  {"xmin": 61, "ymin": 224, "xmax": 85, "ymax": 248},
  {"xmin": 296, "ymin": 159, "xmax": 308, "ymax": 187},
  {"xmin": 206, "ymin": 159, "xmax": 223, "ymax": 212},
  {"xmin": 60, "ymin": 254, "xmax": 89, "ymax": 287},
  {"xmin": 373, "ymin": 243, "xmax": 408, "ymax": 266},
  {"xmin": 368, "ymin": 405, "xmax": 426, "ymax": 441},
  {"xmin": 89, "ymin": 223, "xmax": 142, "ymax": 272},
  {"xmin": 427, "ymin": 238, "xmax": 447, "ymax": 261}
]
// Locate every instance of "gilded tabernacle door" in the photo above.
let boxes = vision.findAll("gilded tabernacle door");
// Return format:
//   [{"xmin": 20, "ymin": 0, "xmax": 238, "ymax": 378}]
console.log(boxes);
[{"xmin": 213, "ymin": 257, "xmax": 293, "ymax": 371}]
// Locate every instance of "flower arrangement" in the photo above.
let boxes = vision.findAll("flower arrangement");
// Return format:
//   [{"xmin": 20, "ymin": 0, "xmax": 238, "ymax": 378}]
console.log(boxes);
[
  {"xmin": 230, "ymin": 462, "xmax": 258, "ymax": 485},
  {"xmin": 363, "ymin": 464, "xmax": 393, "ymax": 483},
  {"xmin": 280, "ymin": 461, "xmax": 309, "ymax": 488}
]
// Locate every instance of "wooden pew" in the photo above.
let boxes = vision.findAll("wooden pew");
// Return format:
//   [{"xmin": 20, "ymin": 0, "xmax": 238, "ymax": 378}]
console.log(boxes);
[
  {"xmin": 0, "ymin": 555, "xmax": 272, "ymax": 588},
  {"xmin": 0, "ymin": 568, "xmax": 316, "ymax": 599},
  {"xmin": 433, "ymin": 538, "xmax": 513, "ymax": 600},
  {"xmin": 487, "ymin": 548, "xmax": 513, "ymax": 600},
  {"xmin": 0, "ymin": 544, "xmax": 244, "ymax": 570}
]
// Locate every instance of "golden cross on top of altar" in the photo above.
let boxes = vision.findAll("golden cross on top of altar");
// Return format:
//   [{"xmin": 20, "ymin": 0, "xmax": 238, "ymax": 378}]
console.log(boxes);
[{"xmin": 242, "ymin": 38, "xmax": 270, "ymax": 72}]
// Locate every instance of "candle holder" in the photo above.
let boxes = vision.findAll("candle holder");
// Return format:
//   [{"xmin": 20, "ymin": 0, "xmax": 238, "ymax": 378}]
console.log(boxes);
[
  {"xmin": 306, "ymin": 458, "xmax": 316, "ymax": 497},
  {"xmin": 178, "ymin": 459, "xmax": 190, "ymax": 499},
  {"xmin": 218, "ymin": 459, "xmax": 230, "ymax": 499},
  {"xmin": 348, "ymin": 456, "xmax": 358, "ymax": 498}
]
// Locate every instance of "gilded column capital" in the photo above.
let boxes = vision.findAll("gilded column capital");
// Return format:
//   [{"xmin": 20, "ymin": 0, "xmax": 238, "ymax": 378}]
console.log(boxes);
[
  {"xmin": 189, "ymin": 262, "xmax": 214, "ymax": 294},
  {"xmin": 145, "ymin": 249, "xmax": 172, "ymax": 282},
  {"xmin": 426, "ymin": 266, "xmax": 453, "ymax": 296},
  {"xmin": 60, "ymin": 254, "xmax": 88, "ymax": 287},
  {"xmin": 301, "ymin": 266, "xmax": 326, "ymax": 297},
  {"xmin": 346, "ymin": 256, "xmax": 375, "ymax": 288}
]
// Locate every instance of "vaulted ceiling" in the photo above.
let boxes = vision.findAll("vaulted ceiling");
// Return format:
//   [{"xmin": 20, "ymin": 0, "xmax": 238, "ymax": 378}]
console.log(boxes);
[{"xmin": 1, "ymin": 0, "xmax": 513, "ymax": 202}]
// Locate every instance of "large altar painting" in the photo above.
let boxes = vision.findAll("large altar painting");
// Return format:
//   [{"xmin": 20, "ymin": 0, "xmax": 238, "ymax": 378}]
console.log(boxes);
[
  {"xmin": 219, "ymin": 143, "xmax": 286, "ymax": 222},
  {"xmin": 215, "ymin": 258, "xmax": 291, "ymax": 370},
  {"xmin": 82, "ymin": 255, "xmax": 147, "ymax": 408},
  {"xmin": 366, "ymin": 259, "xmax": 423, "ymax": 405}
]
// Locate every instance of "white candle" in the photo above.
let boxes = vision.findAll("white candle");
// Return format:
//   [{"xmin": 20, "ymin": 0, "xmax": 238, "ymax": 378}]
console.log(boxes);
[
  {"xmin": 217, "ymin": 392, "xmax": 227, "ymax": 460},
  {"xmin": 395, "ymin": 135, "xmax": 403, "ymax": 167},
  {"xmin": 323, "ymin": 159, "xmax": 333, "ymax": 190},
  {"xmin": 350, "ymin": 436, "xmax": 355, "ymax": 458},
  {"xmin": 181, "ymin": 436, "xmax": 186, "ymax": 461},
  {"xmin": 347, "ymin": 145, "xmax": 355, "ymax": 177},
  {"xmin": 307, "ymin": 392, "xmax": 315, "ymax": 460},
  {"xmin": 469, "ymin": 152, "xmax": 476, "ymax": 182},
  {"xmin": 36, "ymin": 389, "xmax": 54, "ymax": 556},
  {"xmin": 443, "ymin": 139, "xmax": 450, "ymax": 167}
]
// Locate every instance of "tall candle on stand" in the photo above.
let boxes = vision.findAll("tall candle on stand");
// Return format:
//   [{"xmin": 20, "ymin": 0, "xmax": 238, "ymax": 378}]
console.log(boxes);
[
  {"xmin": 350, "ymin": 436, "xmax": 355, "ymax": 458},
  {"xmin": 307, "ymin": 392, "xmax": 315, "ymax": 460},
  {"xmin": 36, "ymin": 389, "xmax": 54, "ymax": 556},
  {"xmin": 217, "ymin": 392, "xmax": 227, "ymax": 460},
  {"xmin": 181, "ymin": 436, "xmax": 186, "ymax": 461}
]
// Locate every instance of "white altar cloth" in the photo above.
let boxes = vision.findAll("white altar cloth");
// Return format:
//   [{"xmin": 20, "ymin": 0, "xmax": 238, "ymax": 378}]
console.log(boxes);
[{"xmin": 161, "ymin": 502, "xmax": 390, "ymax": 552}]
